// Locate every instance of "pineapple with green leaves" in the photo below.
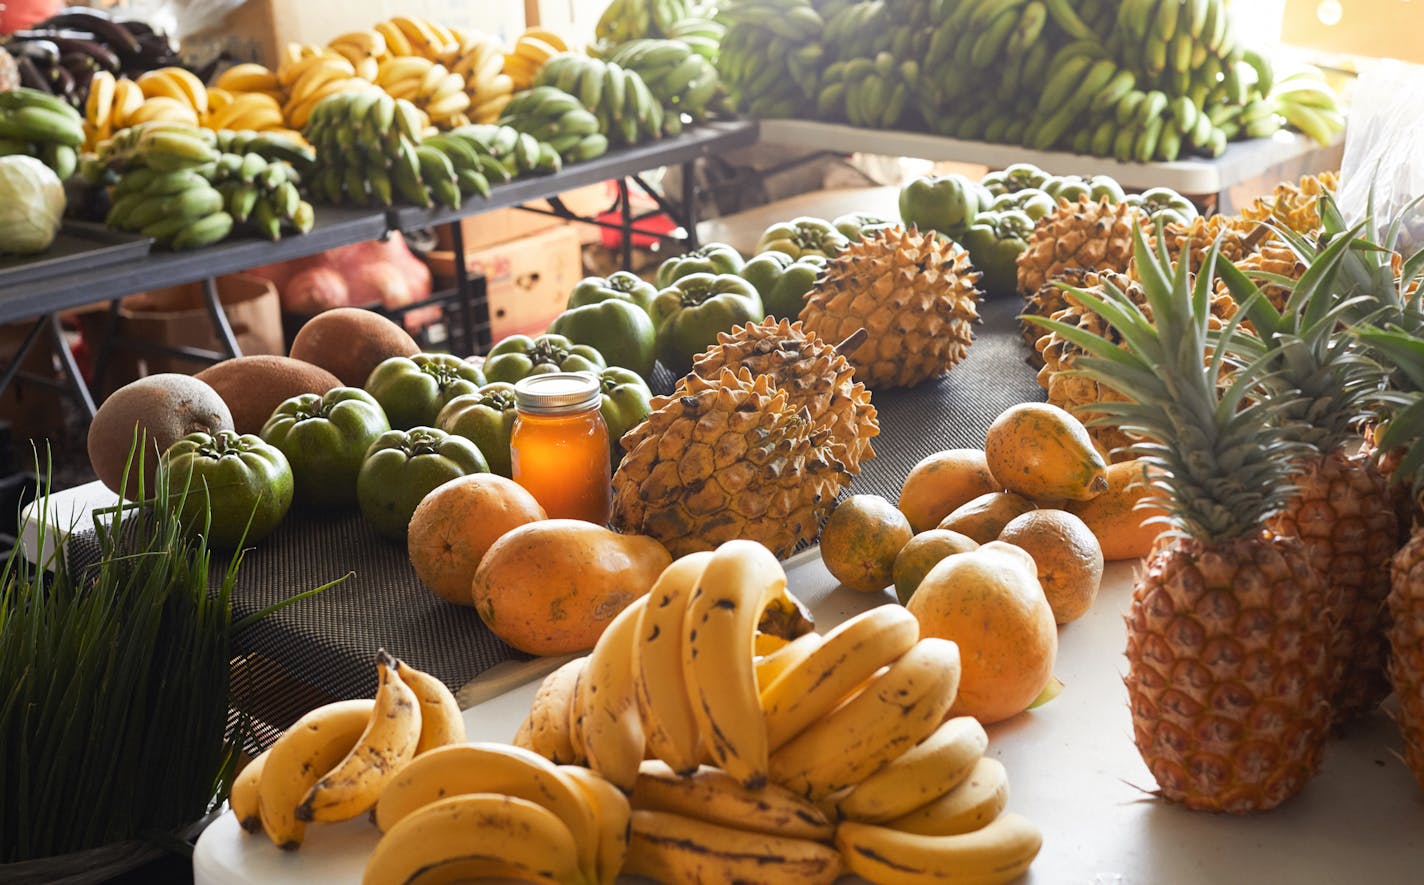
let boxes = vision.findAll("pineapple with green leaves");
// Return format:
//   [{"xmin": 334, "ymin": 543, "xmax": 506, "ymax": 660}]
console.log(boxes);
[
  {"xmin": 1031, "ymin": 229, "xmax": 1333, "ymax": 813},
  {"xmin": 1218, "ymin": 232, "xmax": 1397, "ymax": 724}
]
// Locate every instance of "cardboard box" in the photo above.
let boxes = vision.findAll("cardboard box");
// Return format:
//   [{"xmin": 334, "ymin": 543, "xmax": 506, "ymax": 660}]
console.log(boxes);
[
  {"xmin": 79, "ymin": 274, "xmax": 282, "ymax": 392},
  {"xmin": 1282, "ymin": 0, "xmax": 1424, "ymax": 63},
  {"xmin": 433, "ymin": 183, "xmax": 617, "ymax": 252},
  {"xmin": 187, "ymin": 0, "xmax": 527, "ymax": 68},
  {"xmin": 426, "ymin": 225, "xmax": 582, "ymax": 343}
]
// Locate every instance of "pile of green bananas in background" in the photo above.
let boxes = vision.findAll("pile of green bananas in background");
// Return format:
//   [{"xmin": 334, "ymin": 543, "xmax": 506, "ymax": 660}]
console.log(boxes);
[
  {"xmin": 712, "ymin": 0, "xmax": 1346, "ymax": 161},
  {"xmin": 498, "ymin": 86, "xmax": 613, "ymax": 162},
  {"xmin": 423, "ymin": 124, "xmax": 563, "ymax": 203},
  {"xmin": 95, "ymin": 123, "xmax": 317, "ymax": 249},
  {"xmin": 606, "ymin": 39, "xmax": 721, "ymax": 122},
  {"xmin": 530, "ymin": 56, "xmax": 667, "ymax": 142},
  {"xmin": 596, "ymin": 0, "xmax": 697, "ymax": 44},
  {"xmin": 0, "ymin": 88, "xmax": 85, "ymax": 180}
]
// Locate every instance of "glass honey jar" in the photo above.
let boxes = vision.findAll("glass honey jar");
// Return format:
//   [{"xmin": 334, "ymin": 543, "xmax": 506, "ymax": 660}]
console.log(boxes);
[{"xmin": 510, "ymin": 373, "xmax": 612, "ymax": 524}]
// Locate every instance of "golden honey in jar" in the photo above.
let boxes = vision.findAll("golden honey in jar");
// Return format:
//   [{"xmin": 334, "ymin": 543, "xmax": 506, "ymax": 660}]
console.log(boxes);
[{"xmin": 510, "ymin": 373, "xmax": 611, "ymax": 524}]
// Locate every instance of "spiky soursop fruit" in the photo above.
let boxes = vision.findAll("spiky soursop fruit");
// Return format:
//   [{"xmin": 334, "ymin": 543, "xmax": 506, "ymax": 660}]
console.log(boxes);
[
  {"xmin": 689, "ymin": 318, "xmax": 879, "ymax": 476},
  {"xmin": 797, "ymin": 226, "xmax": 980, "ymax": 390},
  {"xmin": 1236, "ymin": 171, "xmax": 1338, "ymax": 235},
  {"xmin": 1017, "ymin": 197, "xmax": 1145, "ymax": 297},
  {"xmin": 1141, "ymin": 213, "xmax": 1270, "ymax": 279},
  {"xmin": 611, "ymin": 368, "xmax": 849, "ymax": 558}
]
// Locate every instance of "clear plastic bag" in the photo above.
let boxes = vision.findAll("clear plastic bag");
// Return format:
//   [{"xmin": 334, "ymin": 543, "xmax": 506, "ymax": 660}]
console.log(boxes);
[{"xmin": 1337, "ymin": 60, "xmax": 1424, "ymax": 254}]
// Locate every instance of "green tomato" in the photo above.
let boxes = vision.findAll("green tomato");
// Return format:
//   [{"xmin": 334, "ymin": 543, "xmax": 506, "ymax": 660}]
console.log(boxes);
[
  {"xmin": 831, "ymin": 212, "xmax": 892, "ymax": 242},
  {"xmin": 650, "ymin": 272, "xmax": 765, "ymax": 374},
  {"xmin": 1042, "ymin": 176, "xmax": 1094, "ymax": 205},
  {"xmin": 548, "ymin": 299, "xmax": 657, "ymax": 378},
  {"xmin": 740, "ymin": 250, "xmax": 827, "ymax": 320},
  {"xmin": 567, "ymin": 271, "xmax": 658, "ymax": 314},
  {"xmin": 482, "ymin": 333, "xmax": 607, "ymax": 384},
  {"xmin": 160, "ymin": 430, "xmax": 294, "ymax": 549},
  {"xmin": 1088, "ymin": 175, "xmax": 1126, "ymax": 204},
  {"xmin": 898, "ymin": 173, "xmax": 981, "ymax": 236},
  {"xmin": 991, "ymin": 188, "xmax": 1056, "ymax": 222},
  {"xmin": 364, "ymin": 353, "xmax": 486, "ymax": 430},
  {"xmin": 655, "ymin": 242, "xmax": 746, "ymax": 289},
  {"xmin": 356, "ymin": 427, "xmax": 488, "ymax": 540},
  {"xmin": 755, "ymin": 216, "xmax": 849, "ymax": 259},
  {"xmin": 1134, "ymin": 186, "xmax": 1199, "ymax": 225},
  {"xmin": 597, "ymin": 367, "xmax": 652, "ymax": 465},
  {"xmin": 435, "ymin": 382, "xmax": 518, "ymax": 478},
  {"xmin": 260, "ymin": 387, "xmax": 390, "ymax": 510},
  {"xmin": 962, "ymin": 209, "xmax": 1035, "ymax": 298}
]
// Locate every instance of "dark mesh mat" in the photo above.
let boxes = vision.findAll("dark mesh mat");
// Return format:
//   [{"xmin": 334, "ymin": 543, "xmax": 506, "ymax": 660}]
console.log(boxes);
[{"xmin": 63, "ymin": 295, "xmax": 1044, "ymax": 733}]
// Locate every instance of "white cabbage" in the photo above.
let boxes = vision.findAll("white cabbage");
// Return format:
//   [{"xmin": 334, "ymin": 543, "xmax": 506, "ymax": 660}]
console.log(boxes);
[{"xmin": 0, "ymin": 155, "xmax": 65, "ymax": 255}]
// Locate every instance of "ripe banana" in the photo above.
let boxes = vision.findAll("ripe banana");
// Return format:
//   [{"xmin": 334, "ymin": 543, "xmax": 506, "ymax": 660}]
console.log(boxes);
[
  {"xmin": 634, "ymin": 551, "xmax": 713, "ymax": 774},
  {"xmin": 362, "ymin": 793, "xmax": 583, "ymax": 885},
  {"xmin": 631, "ymin": 760, "xmax": 835, "ymax": 842},
  {"xmin": 837, "ymin": 811, "xmax": 1042, "ymax": 884},
  {"xmin": 769, "ymin": 637, "xmax": 963, "ymax": 800},
  {"xmin": 625, "ymin": 809, "xmax": 842, "ymax": 884},
  {"xmin": 568, "ymin": 660, "xmax": 591, "ymax": 764},
  {"xmin": 393, "ymin": 659, "xmax": 466, "ymax": 755},
  {"xmin": 888, "ymin": 756, "xmax": 1011, "ymax": 837},
  {"xmin": 228, "ymin": 748, "xmax": 270, "ymax": 834},
  {"xmin": 681, "ymin": 540, "xmax": 804, "ymax": 788},
  {"xmin": 559, "ymin": 765, "xmax": 632, "ymax": 885},
  {"xmin": 296, "ymin": 651, "xmax": 421, "ymax": 823},
  {"xmin": 256, "ymin": 698, "xmax": 376, "ymax": 849},
  {"xmin": 755, "ymin": 630, "xmax": 823, "ymax": 694},
  {"xmin": 373, "ymin": 742, "xmax": 599, "ymax": 884},
  {"xmin": 576, "ymin": 595, "xmax": 647, "ymax": 791},
  {"xmin": 761, "ymin": 604, "xmax": 920, "ymax": 752},
  {"xmin": 837, "ymin": 716, "xmax": 989, "ymax": 823}
]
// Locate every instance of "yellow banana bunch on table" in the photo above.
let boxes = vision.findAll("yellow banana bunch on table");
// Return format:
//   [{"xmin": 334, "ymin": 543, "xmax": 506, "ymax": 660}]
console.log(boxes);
[
  {"xmin": 277, "ymin": 50, "xmax": 374, "ymax": 129},
  {"xmin": 326, "ymin": 30, "xmax": 387, "ymax": 81},
  {"xmin": 374, "ymin": 55, "xmax": 470, "ymax": 129},
  {"xmin": 374, "ymin": 15, "xmax": 460, "ymax": 62},
  {"xmin": 439, "ymin": 30, "xmax": 516, "ymax": 124},
  {"xmin": 504, "ymin": 28, "xmax": 569, "ymax": 91},
  {"xmin": 84, "ymin": 67, "xmax": 205, "ymax": 149}
]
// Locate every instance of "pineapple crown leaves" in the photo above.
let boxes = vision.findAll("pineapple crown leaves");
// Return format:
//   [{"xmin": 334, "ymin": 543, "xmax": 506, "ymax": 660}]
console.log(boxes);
[
  {"xmin": 1317, "ymin": 191, "xmax": 1424, "ymax": 331},
  {"xmin": 1355, "ymin": 328, "xmax": 1424, "ymax": 494},
  {"xmin": 1216, "ymin": 224, "xmax": 1388, "ymax": 452},
  {"xmin": 1025, "ymin": 225, "xmax": 1312, "ymax": 543}
]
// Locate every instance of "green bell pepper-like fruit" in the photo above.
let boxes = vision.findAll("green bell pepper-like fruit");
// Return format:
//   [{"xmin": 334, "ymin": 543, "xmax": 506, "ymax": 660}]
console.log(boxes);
[
  {"xmin": 548, "ymin": 299, "xmax": 657, "ymax": 378},
  {"xmin": 160, "ymin": 430, "xmax": 294, "ymax": 549},
  {"xmin": 754, "ymin": 216, "xmax": 850, "ymax": 260},
  {"xmin": 650, "ymin": 272, "xmax": 765, "ymax": 374},
  {"xmin": 740, "ymin": 250, "xmax": 827, "ymax": 320},
  {"xmin": 980, "ymin": 163, "xmax": 1050, "ymax": 197},
  {"xmin": 990, "ymin": 188, "xmax": 1057, "ymax": 222},
  {"xmin": 962, "ymin": 209, "xmax": 1035, "ymax": 299},
  {"xmin": 567, "ymin": 271, "xmax": 658, "ymax": 315},
  {"xmin": 898, "ymin": 173, "xmax": 981, "ymax": 236},
  {"xmin": 356, "ymin": 426, "xmax": 488, "ymax": 540},
  {"xmin": 1130, "ymin": 186, "xmax": 1198, "ymax": 226},
  {"xmin": 364, "ymin": 353, "xmax": 486, "ymax": 430},
  {"xmin": 597, "ymin": 366, "xmax": 652, "ymax": 465},
  {"xmin": 1087, "ymin": 175, "xmax": 1126, "ymax": 204},
  {"xmin": 832, "ymin": 212, "xmax": 893, "ymax": 242},
  {"xmin": 656, "ymin": 242, "xmax": 746, "ymax": 289},
  {"xmin": 1041, "ymin": 175, "xmax": 1093, "ymax": 204},
  {"xmin": 435, "ymin": 382, "xmax": 518, "ymax": 478},
  {"xmin": 482, "ymin": 333, "xmax": 607, "ymax": 384},
  {"xmin": 260, "ymin": 387, "xmax": 391, "ymax": 510}
]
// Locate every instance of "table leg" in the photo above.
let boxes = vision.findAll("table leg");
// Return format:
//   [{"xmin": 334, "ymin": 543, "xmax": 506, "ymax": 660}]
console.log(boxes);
[
  {"xmin": 48, "ymin": 314, "xmax": 97, "ymax": 418},
  {"xmin": 0, "ymin": 316, "xmax": 46, "ymax": 400},
  {"xmin": 681, "ymin": 160, "xmax": 699, "ymax": 250},
  {"xmin": 201, "ymin": 277, "xmax": 242, "ymax": 359},
  {"xmin": 618, "ymin": 178, "xmax": 633, "ymax": 272},
  {"xmin": 88, "ymin": 298, "xmax": 123, "ymax": 396}
]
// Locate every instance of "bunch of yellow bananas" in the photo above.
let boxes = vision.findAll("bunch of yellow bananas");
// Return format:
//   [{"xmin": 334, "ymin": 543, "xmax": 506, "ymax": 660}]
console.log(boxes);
[
  {"xmin": 437, "ymin": 30, "xmax": 515, "ymax": 124},
  {"xmin": 374, "ymin": 55, "xmax": 469, "ymax": 129},
  {"xmin": 373, "ymin": 16, "xmax": 460, "ymax": 62},
  {"xmin": 276, "ymin": 47, "xmax": 380, "ymax": 129},
  {"xmin": 229, "ymin": 651, "xmax": 466, "ymax": 850},
  {"xmin": 325, "ymin": 31, "xmax": 385, "ymax": 81},
  {"xmin": 503, "ymin": 28, "xmax": 569, "ymax": 91},
  {"xmin": 83, "ymin": 71, "xmax": 145, "ymax": 149}
]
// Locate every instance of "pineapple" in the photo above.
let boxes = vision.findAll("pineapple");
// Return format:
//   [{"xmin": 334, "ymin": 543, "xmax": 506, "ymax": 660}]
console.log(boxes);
[
  {"xmin": 798, "ymin": 226, "xmax": 980, "ymax": 390},
  {"xmin": 1016, "ymin": 196, "xmax": 1144, "ymax": 297},
  {"xmin": 1031, "ymin": 230, "xmax": 1332, "ymax": 812},
  {"xmin": 1220, "ymin": 232, "xmax": 1396, "ymax": 723},
  {"xmin": 611, "ymin": 368, "xmax": 849, "ymax": 558},
  {"xmin": 1222, "ymin": 240, "xmax": 1308, "ymax": 312}
]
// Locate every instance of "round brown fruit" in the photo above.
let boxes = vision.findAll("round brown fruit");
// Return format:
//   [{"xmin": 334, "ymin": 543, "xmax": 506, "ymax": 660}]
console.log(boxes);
[
  {"xmin": 408, "ymin": 474, "xmax": 548, "ymax": 606},
  {"xmin": 288, "ymin": 307, "xmax": 419, "ymax": 388},
  {"xmin": 194, "ymin": 355, "xmax": 341, "ymax": 434},
  {"xmin": 898, "ymin": 448, "xmax": 1000, "ymax": 534},
  {"xmin": 893, "ymin": 529, "xmax": 980, "ymax": 605},
  {"xmin": 820, "ymin": 494, "xmax": 914, "ymax": 593},
  {"xmin": 938, "ymin": 491, "xmax": 1036, "ymax": 544},
  {"xmin": 998, "ymin": 509, "xmax": 1103, "ymax": 624},
  {"xmin": 86, "ymin": 374, "xmax": 233, "ymax": 498},
  {"xmin": 983, "ymin": 402, "xmax": 1108, "ymax": 502}
]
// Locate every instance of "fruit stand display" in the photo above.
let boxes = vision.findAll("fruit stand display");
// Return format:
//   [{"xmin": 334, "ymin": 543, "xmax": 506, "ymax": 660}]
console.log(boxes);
[{"xmin": 13, "ymin": 1, "xmax": 1424, "ymax": 884}]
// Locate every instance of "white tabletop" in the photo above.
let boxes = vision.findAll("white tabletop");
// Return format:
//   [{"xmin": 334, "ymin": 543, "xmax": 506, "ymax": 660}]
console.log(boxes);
[{"xmin": 191, "ymin": 551, "xmax": 1424, "ymax": 885}]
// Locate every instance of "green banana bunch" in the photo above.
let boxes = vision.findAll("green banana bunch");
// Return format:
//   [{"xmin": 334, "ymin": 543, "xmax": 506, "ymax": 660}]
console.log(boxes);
[
  {"xmin": 448, "ymin": 123, "xmax": 561, "ymax": 177},
  {"xmin": 819, "ymin": 52, "xmax": 918, "ymax": 130},
  {"xmin": 206, "ymin": 152, "xmax": 314, "ymax": 240},
  {"xmin": 499, "ymin": 86, "xmax": 611, "ymax": 162},
  {"xmin": 0, "ymin": 87, "xmax": 84, "ymax": 181},
  {"xmin": 1267, "ymin": 64, "xmax": 1344, "ymax": 147},
  {"xmin": 664, "ymin": 15, "xmax": 725, "ymax": 62},
  {"xmin": 533, "ymin": 54, "xmax": 669, "ymax": 143},
  {"xmin": 303, "ymin": 90, "xmax": 449, "ymax": 209},
  {"xmin": 608, "ymin": 39, "xmax": 721, "ymax": 121},
  {"xmin": 210, "ymin": 129, "xmax": 316, "ymax": 169},
  {"xmin": 596, "ymin": 0, "xmax": 692, "ymax": 43}
]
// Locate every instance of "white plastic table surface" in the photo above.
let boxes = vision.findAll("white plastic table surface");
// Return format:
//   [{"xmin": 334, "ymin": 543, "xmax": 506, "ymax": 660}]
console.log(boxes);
[
  {"xmin": 192, "ymin": 554, "xmax": 1424, "ymax": 885},
  {"xmin": 757, "ymin": 119, "xmax": 1341, "ymax": 195}
]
